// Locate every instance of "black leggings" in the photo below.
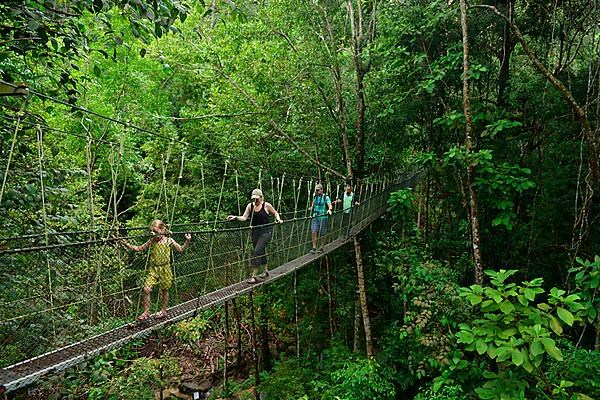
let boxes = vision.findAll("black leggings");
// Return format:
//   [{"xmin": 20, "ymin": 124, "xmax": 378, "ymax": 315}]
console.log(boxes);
[{"xmin": 251, "ymin": 227, "xmax": 273, "ymax": 267}]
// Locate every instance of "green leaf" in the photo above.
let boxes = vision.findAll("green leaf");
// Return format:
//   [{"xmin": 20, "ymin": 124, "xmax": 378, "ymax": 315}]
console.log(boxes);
[
  {"xmin": 530, "ymin": 340, "xmax": 544, "ymax": 357},
  {"xmin": 467, "ymin": 294, "xmax": 482, "ymax": 305},
  {"xmin": 549, "ymin": 316, "xmax": 563, "ymax": 335},
  {"xmin": 497, "ymin": 346, "xmax": 512, "ymax": 362},
  {"xmin": 540, "ymin": 338, "xmax": 563, "ymax": 361},
  {"xmin": 500, "ymin": 300, "xmax": 515, "ymax": 314},
  {"xmin": 499, "ymin": 328, "xmax": 517, "ymax": 339},
  {"xmin": 517, "ymin": 295, "xmax": 528, "ymax": 306},
  {"xmin": 457, "ymin": 331, "xmax": 475, "ymax": 344},
  {"xmin": 476, "ymin": 340, "xmax": 487, "ymax": 355},
  {"xmin": 522, "ymin": 350, "xmax": 534, "ymax": 373},
  {"xmin": 524, "ymin": 288, "xmax": 536, "ymax": 301},
  {"xmin": 557, "ymin": 307, "xmax": 574, "ymax": 326},
  {"xmin": 485, "ymin": 288, "xmax": 503, "ymax": 303},
  {"xmin": 511, "ymin": 348, "xmax": 524, "ymax": 366},
  {"xmin": 537, "ymin": 303, "xmax": 551, "ymax": 311}
]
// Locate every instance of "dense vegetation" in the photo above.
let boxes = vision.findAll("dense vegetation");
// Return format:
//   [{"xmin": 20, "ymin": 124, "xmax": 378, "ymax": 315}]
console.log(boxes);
[{"xmin": 1, "ymin": 0, "xmax": 599, "ymax": 399}]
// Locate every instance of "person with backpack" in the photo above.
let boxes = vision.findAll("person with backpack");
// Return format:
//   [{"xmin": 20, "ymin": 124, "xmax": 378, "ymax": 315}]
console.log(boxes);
[{"xmin": 309, "ymin": 183, "xmax": 332, "ymax": 254}]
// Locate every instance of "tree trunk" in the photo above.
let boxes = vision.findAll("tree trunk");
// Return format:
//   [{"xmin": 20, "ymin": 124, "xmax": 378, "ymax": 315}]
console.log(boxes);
[
  {"xmin": 497, "ymin": 0, "xmax": 515, "ymax": 106},
  {"xmin": 353, "ymin": 300, "xmax": 361, "ymax": 352},
  {"xmin": 353, "ymin": 236, "xmax": 373, "ymax": 356},
  {"xmin": 321, "ymin": 3, "xmax": 353, "ymax": 177},
  {"xmin": 460, "ymin": 0, "xmax": 484, "ymax": 284},
  {"xmin": 325, "ymin": 255, "xmax": 335, "ymax": 341},
  {"xmin": 347, "ymin": 0, "xmax": 376, "ymax": 357}
]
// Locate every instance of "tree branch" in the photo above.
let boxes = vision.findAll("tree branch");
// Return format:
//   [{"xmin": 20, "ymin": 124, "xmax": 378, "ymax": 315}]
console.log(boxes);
[
  {"xmin": 473, "ymin": 4, "xmax": 598, "ymax": 182},
  {"xmin": 218, "ymin": 69, "xmax": 346, "ymax": 180}
]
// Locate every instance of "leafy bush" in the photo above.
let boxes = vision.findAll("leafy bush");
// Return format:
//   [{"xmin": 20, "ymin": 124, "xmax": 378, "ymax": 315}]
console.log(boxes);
[
  {"xmin": 446, "ymin": 269, "xmax": 590, "ymax": 399},
  {"xmin": 414, "ymin": 384, "xmax": 465, "ymax": 400},
  {"xmin": 545, "ymin": 341, "xmax": 600, "ymax": 399},
  {"xmin": 377, "ymin": 241, "xmax": 465, "ymax": 391}
]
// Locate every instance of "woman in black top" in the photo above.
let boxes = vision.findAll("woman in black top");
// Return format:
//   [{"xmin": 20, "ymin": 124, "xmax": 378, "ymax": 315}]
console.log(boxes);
[{"xmin": 227, "ymin": 188, "xmax": 283, "ymax": 283}]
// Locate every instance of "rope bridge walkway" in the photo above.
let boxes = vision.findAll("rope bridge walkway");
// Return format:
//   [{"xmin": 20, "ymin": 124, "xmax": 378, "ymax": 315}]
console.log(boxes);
[{"xmin": 0, "ymin": 171, "xmax": 421, "ymax": 393}]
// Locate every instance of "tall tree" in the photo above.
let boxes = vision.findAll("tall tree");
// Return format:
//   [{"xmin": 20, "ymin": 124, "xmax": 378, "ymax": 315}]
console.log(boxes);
[
  {"xmin": 460, "ymin": 0, "xmax": 484, "ymax": 284},
  {"xmin": 347, "ymin": 0, "xmax": 377, "ymax": 357}
]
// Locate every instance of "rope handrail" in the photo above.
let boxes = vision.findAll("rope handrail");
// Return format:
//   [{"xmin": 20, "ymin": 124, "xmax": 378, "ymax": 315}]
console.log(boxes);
[{"xmin": 0, "ymin": 171, "xmax": 402, "ymax": 248}]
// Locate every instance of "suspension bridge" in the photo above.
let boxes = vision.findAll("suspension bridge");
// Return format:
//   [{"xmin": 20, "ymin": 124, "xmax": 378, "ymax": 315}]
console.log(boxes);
[{"xmin": 0, "ymin": 81, "xmax": 421, "ymax": 394}]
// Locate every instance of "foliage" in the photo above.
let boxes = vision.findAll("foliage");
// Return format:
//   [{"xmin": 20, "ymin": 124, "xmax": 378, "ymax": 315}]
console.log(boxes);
[
  {"xmin": 387, "ymin": 188, "xmax": 416, "ymax": 222},
  {"xmin": 569, "ymin": 256, "xmax": 600, "ymax": 327},
  {"xmin": 37, "ymin": 340, "xmax": 180, "ymax": 400},
  {"xmin": 545, "ymin": 340, "xmax": 600, "ymax": 399},
  {"xmin": 259, "ymin": 344, "xmax": 395, "ymax": 400},
  {"xmin": 0, "ymin": 0, "xmax": 189, "ymax": 93},
  {"xmin": 446, "ymin": 269, "xmax": 590, "ymax": 399},
  {"xmin": 168, "ymin": 311, "xmax": 215, "ymax": 345},
  {"xmin": 1, "ymin": 0, "xmax": 600, "ymax": 397},
  {"xmin": 414, "ymin": 384, "xmax": 465, "ymax": 400},
  {"xmin": 443, "ymin": 146, "xmax": 535, "ymax": 230},
  {"xmin": 375, "ymin": 239, "xmax": 467, "ymax": 391}
]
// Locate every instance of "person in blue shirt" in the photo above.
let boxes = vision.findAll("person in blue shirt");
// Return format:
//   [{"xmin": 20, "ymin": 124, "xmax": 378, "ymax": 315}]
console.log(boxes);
[{"xmin": 309, "ymin": 184, "xmax": 332, "ymax": 253}]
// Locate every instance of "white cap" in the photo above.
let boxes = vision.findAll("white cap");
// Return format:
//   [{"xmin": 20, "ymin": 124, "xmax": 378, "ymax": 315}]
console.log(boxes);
[{"xmin": 251, "ymin": 188, "xmax": 263, "ymax": 199}]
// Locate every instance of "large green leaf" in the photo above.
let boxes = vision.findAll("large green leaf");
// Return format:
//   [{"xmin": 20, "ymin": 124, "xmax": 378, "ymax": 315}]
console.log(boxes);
[
  {"xmin": 549, "ymin": 316, "xmax": 563, "ymax": 335},
  {"xmin": 530, "ymin": 340, "xmax": 544, "ymax": 357},
  {"xmin": 499, "ymin": 300, "xmax": 515, "ymax": 314},
  {"xmin": 556, "ymin": 307, "xmax": 574, "ymax": 326},
  {"xmin": 456, "ymin": 330, "xmax": 475, "ymax": 344},
  {"xmin": 540, "ymin": 338, "xmax": 563, "ymax": 361},
  {"xmin": 511, "ymin": 348, "xmax": 524, "ymax": 366},
  {"xmin": 476, "ymin": 339, "xmax": 487, "ymax": 355}
]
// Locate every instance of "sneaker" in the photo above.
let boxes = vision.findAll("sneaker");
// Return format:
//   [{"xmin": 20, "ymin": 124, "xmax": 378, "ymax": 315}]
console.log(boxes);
[
  {"xmin": 259, "ymin": 271, "xmax": 269, "ymax": 279},
  {"xmin": 317, "ymin": 248, "xmax": 324, "ymax": 254},
  {"xmin": 309, "ymin": 248, "xmax": 316, "ymax": 254}
]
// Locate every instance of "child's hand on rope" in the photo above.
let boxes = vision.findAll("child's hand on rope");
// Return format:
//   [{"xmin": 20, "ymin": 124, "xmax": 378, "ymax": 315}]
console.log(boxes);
[
  {"xmin": 184, "ymin": 233, "xmax": 192, "ymax": 241},
  {"xmin": 226, "ymin": 215, "xmax": 237, "ymax": 221},
  {"xmin": 276, "ymin": 218, "xmax": 283, "ymax": 224}
]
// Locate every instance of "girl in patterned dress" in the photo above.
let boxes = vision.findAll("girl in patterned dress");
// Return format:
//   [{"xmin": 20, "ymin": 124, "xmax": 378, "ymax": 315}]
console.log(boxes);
[{"xmin": 121, "ymin": 220, "xmax": 191, "ymax": 320}]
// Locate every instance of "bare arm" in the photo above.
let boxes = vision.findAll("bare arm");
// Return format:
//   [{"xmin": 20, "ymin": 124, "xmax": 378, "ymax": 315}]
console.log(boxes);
[
  {"xmin": 171, "ymin": 234, "xmax": 192, "ymax": 253},
  {"xmin": 122, "ymin": 238, "xmax": 151, "ymax": 252},
  {"xmin": 228, "ymin": 203, "xmax": 252, "ymax": 222},
  {"xmin": 265, "ymin": 202, "xmax": 283, "ymax": 223}
]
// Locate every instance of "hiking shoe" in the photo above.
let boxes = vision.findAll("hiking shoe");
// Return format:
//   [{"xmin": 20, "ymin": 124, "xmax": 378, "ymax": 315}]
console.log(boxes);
[{"xmin": 309, "ymin": 248, "xmax": 317, "ymax": 254}]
